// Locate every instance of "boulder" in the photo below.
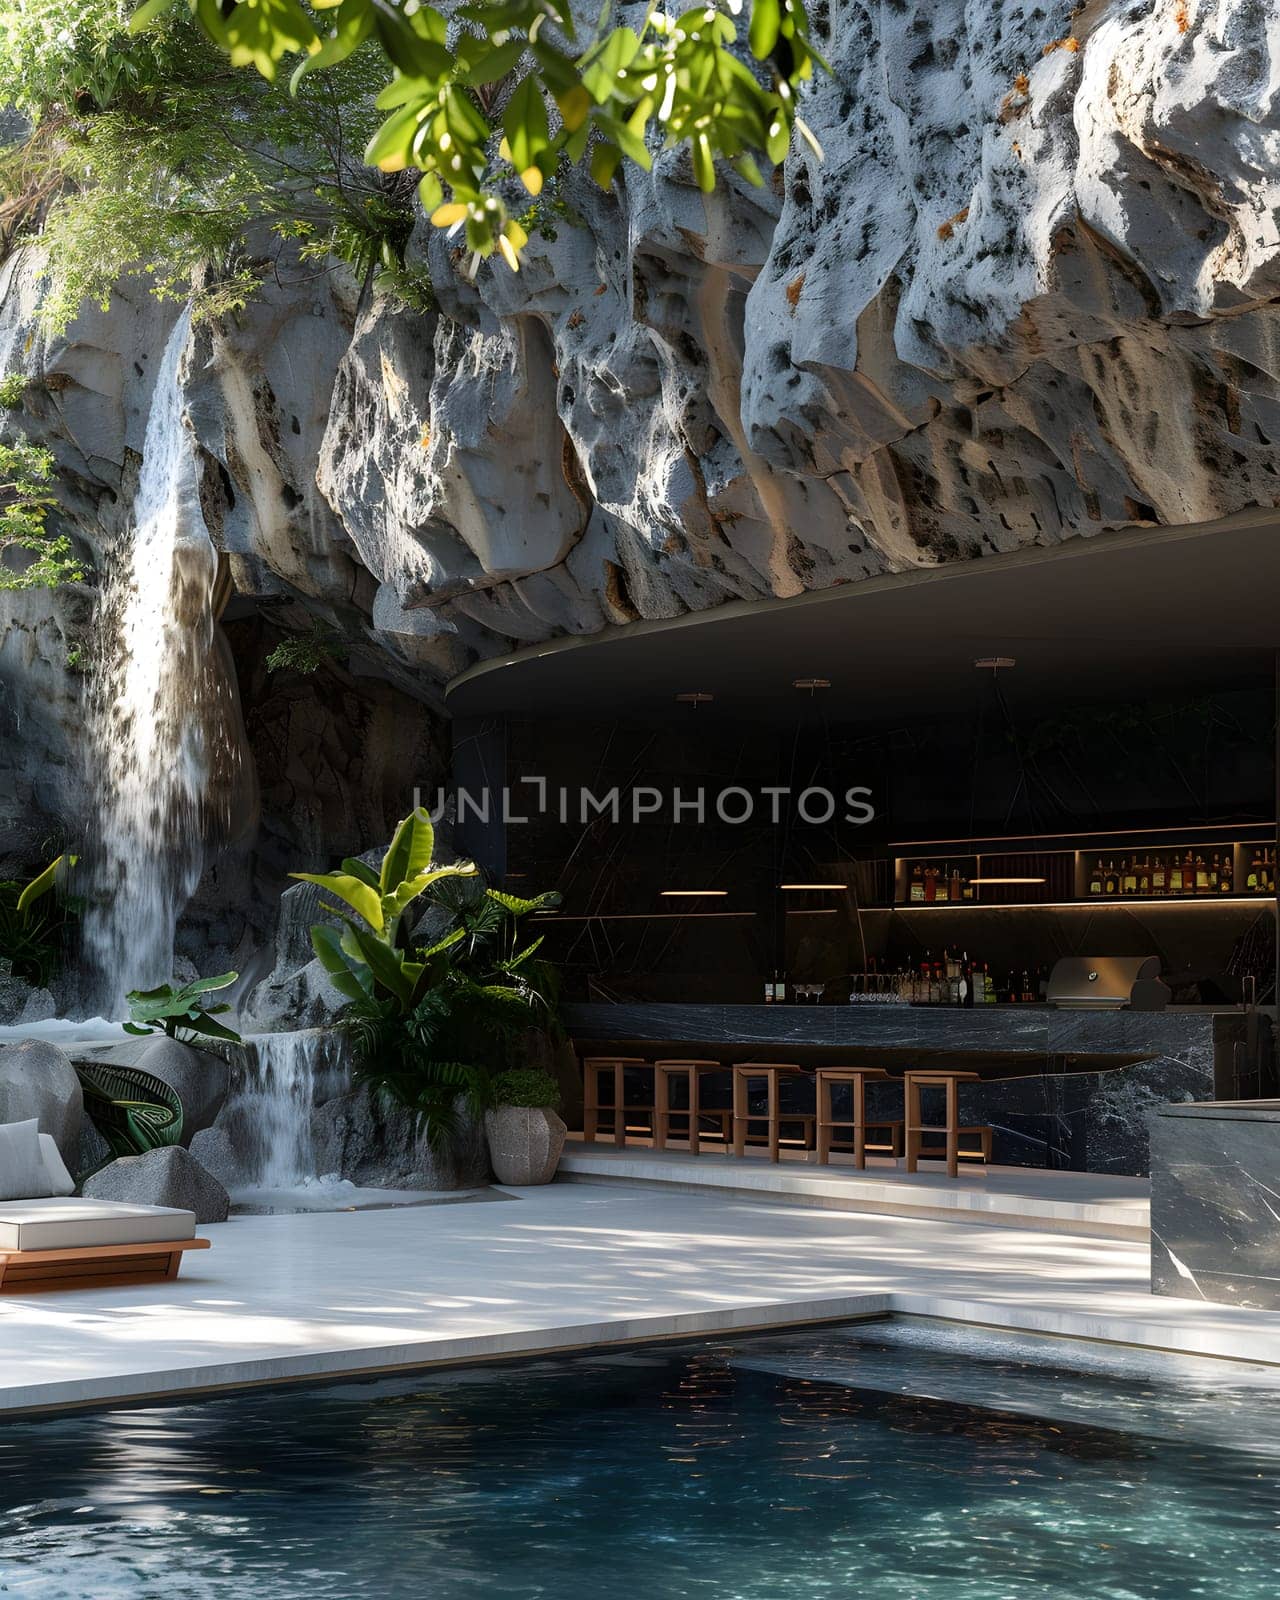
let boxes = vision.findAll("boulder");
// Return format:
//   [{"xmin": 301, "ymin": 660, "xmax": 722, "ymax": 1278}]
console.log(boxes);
[
  {"xmin": 311, "ymin": 1086, "xmax": 490, "ymax": 1191},
  {"xmin": 82, "ymin": 1145, "xmax": 230, "ymax": 1224},
  {"xmin": 485, "ymin": 1106, "xmax": 567, "ymax": 1186},
  {"xmin": 188, "ymin": 1126, "xmax": 248, "ymax": 1190},
  {"xmin": 0, "ymin": 978, "xmax": 57, "ymax": 1026},
  {"xmin": 134, "ymin": 1036, "xmax": 229, "ymax": 1143},
  {"xmin": 0, "ymin": 1038, "xmax": 82, "ymax": 1165}
]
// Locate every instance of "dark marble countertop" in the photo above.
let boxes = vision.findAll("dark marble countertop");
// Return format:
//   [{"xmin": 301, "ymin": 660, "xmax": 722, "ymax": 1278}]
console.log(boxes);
[
  {"xmin": 564, "ymin": 1001, "xmax": 1217, "ymax": 1058},
  {"xmin": 1154, "ymin": 1099, "xmax": 1280, "ymax": 1121}
]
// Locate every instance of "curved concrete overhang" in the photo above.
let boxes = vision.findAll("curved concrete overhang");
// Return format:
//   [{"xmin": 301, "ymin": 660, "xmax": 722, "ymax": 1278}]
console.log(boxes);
[{"xmin": 446, "ymin": 509, "xmax": 1280, "ymax": 724}]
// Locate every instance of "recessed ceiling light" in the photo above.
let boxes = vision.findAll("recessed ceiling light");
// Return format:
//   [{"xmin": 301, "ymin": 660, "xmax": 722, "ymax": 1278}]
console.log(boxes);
[
  {"xmin": 778, "ymin": 883, "xmax": 844, "ymax": 890},
  {"xmin": 793, "ymin": 677, "xmax": 831, "ymax": 692},
  {"xmin": 674, "ymin": 691, "xmax": 714, "ymax": 706},
  {"xmin": 660, "ymin": 889, "xmax": 728, "ymax": 897},
  {"xmin": 973, "ymin": 656, "xmax": 1016, "ymax": 671}
]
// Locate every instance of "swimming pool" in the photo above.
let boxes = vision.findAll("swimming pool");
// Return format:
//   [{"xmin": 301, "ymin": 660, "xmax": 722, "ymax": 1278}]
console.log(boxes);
[{"xmin": 2, "ymin": 1319, "xmax": 1277, "ymax": 1599}]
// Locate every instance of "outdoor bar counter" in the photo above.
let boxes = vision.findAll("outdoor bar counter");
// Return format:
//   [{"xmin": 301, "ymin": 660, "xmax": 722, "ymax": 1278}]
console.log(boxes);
[{"xmin": 564, "ymin": 1003, "xmax": 1236, "ymax": 1176}]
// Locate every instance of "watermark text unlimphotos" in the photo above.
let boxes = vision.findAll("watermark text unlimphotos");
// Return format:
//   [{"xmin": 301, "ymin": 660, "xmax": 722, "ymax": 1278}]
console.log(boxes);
[{"xmin": 415, "ymin": 780, "xmax": 875, "ymax": 827}]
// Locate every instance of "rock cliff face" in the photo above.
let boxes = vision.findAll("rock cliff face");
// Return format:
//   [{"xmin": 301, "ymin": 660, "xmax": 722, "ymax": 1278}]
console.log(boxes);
[{"xmin": 1, "ymin": 0, "xmax": 1278, "ymax": 971}]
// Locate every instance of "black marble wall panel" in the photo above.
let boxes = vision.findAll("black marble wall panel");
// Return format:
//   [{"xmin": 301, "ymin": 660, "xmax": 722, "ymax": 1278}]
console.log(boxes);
[{"xmin": 1151, "ymin": 1102, "xmax": 1280, "ymax": 1308}]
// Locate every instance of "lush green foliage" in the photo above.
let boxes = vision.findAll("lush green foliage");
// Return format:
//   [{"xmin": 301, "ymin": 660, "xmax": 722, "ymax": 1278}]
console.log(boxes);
[
  {"xmin": 131, "ymin": 0, "xmax": 825, "ymax": 265},
  {"xmin": 298, "ymin": 809, "xmax": 563, "ymax": 1148},
  {"xmin": 0, "ymin": 437, "xmax": 84, "ymax": 590},
  {"xmin": 491, "ymin": 1066, "xmax": 560, "ymax": 1109},
  {"xmin": 0, "ymin": 853, "xmax": 78, "ymax": 987},
  {"xmin": 265, "ymin": 624, "xmax": 348, "ymax": 675},
  {"xmin": 0, "ymin": 2, "xmax": 427, "ymax": 331},
  {"xmin": 124, "ymin": 971, "xmax": 243, "ymax": 1043},
  {"xmin": 0, "ymin": 375, "xmax": 26, "ymax": 409}
]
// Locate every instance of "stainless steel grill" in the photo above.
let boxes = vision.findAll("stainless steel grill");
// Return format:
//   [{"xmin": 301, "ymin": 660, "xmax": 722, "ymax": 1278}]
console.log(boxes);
[{"xmin": 1046, "ymin": 955, "xmax": 1168, "ymax": 1010}]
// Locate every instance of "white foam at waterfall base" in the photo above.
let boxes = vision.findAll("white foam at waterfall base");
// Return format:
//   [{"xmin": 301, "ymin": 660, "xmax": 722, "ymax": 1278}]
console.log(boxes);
[
  {"xmin": 223, "ymin": 1031, "xmax": 494, "ymax": 1214},
  {"xmin": 80, "ymin": 309, "xmax": 234, "ymax": 1019}
]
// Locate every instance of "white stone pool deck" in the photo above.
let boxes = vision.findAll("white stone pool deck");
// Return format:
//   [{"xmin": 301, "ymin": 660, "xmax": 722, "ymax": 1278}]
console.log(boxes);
[{"xmin": 1, "ymin": 1179, "xmax": 1278, "ymax": 1415}]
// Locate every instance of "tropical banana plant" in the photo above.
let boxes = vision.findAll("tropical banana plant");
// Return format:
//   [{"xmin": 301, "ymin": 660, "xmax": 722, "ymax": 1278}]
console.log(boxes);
[
  {"xmin": 294, "ymin": 807, "xmax": 477, "ymax": 1013},
  {"xmin": 124, "ymin": 972, "xmax": 243, "ymax": 1044}
]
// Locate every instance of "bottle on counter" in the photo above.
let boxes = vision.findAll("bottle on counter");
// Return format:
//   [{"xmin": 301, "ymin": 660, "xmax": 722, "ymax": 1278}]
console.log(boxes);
[
  {"xmin": 1104, "ymin": 860, "xmax": 1118, "ymax": 895},
  {"xmin": 1194, "ymin": 854, "xmax": 1209, "ymax": 893},
  {"xmin": 1152, "ymin": 853, "xmax": 1167, "ymax": 894},
  {"xmin": 924, "ymin": 865, "xmax": 938, "ymax": 903},
  {"xmin": 1221, "ymin": 851, "xmax": 1234, "ymax": 893},
  {"xmin": 1122, "ymin": 856, "xmax": 1137, "ymax": 895},
  {"xmin": 1089, "ymin": 858, "xmax": 1103, "ymax": 896},
  {"xmin": 935, "ymin": 865, "xmax": 950, "ymax": 904},
  {"xmin": 1170, "ymin": 853, "xmax": 1184, "ymax": 893},
  {"xmin": 1138, "ymin": 854, "xmax": 1151, "ymax": 896},
  {"xmin": 909, "ymin": 862, "xmax": 925, "ymax": 903},
  {"xmin": 1248, "ymin": 848, "xmax": 1262, "ymax": 892}
]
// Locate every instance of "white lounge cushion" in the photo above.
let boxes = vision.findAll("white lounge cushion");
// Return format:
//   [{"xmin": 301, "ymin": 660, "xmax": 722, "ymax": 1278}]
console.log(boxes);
[
  {"xmin": 0, "ymin": 1198, "xmax": 197, "ymax": 1253},
  {"xmin": 0, "ymin": 1120, "xmax": 53, "ymax": 1201},
  {"xmin": 38, "ymin": 1135, "xmax": 76, "ymax": 1198}
]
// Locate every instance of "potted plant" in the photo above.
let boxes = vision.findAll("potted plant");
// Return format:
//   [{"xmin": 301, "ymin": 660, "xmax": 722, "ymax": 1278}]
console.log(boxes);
[{"xmin": 484, "ymin": 1068, "xmax": 566, "ymax": 1186}]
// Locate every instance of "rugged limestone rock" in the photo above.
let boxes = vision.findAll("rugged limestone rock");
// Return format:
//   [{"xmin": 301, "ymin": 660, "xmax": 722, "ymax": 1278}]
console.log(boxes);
[
  {"xmin": 0, "ymin": 1039, "xmax": 82, "ymax": 1164},
  {"xmin": 82, "ymin": 1144, "xmax": 230, "ymax": 1223},
  {"xmin": 0, "ymin": 979, "xmax": 58, "ymax": 1026},
  {"xmin": 310, "ymin": 1086, "xmax": 490, "ymax": 1191},
  {"xmin": 187, "ymin": 1126, "xmax": 247, "ymax": 1190}
]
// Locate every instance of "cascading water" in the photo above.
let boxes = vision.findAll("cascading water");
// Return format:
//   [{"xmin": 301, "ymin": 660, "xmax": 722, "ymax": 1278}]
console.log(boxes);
[
  {"xmin": 220, "ymin": 1031, "xmax": 349, "ymax": 1191},
  {"xmin": 80, "ymin": 311, "xmax": 241, "ymax": 1017}
]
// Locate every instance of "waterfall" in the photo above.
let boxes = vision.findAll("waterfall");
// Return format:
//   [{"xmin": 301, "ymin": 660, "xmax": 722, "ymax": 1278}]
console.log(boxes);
[
  {"xmin": 81, "ymin": 311, "xmax": 240, "ymax": 1017},
  {"xmin": 221, "ymin": 1030, "xmax": 349, "ymax": 1190}
]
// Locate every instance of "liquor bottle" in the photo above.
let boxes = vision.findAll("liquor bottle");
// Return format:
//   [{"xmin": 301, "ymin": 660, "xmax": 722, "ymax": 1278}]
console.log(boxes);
[
  {"xmin": 961, "ymin": 869, "xmax": 974, "ymax": 901},
  {"xmin": 1183, "ymin": 850, "xmax": 1195, "ymax": 895},
  {"xmin": 1152, "ymin": 853, "xmax": 1167, "ymax": 894},
  {"xmin": 1221, "ymin": 852, "xmax": 1233, "ymax": 893},
  {"xmin": 1138, "ymin": 855, "xmax": 1151, "ymax": 896},
  {"xmin": 983, "ymin": 963, "xmax": 996, "ymax": 1003},
  {"xmin": 1208, "ymin": 853, "xmax": 1220, "ymax": 892},
  {"xmin": 1248, "ymin": 848, "xmax": 1262, "ymax": 892},
  {"xmin": 1089, "ymin": 858, "xmax": 1103, "ymax": 896},
  {"xmin": 1194, "ymin": 854, "xmax": 1209, "ymax": 893},
  {"xmin": 909, "ymin": 862, "xmax": 925, "ymax": 903},
  {"xmin": 950, "ymin": 864, "xmax": 962, "ymax": 903},
  {"xmin": 935, "ymin": 864, "xmax": 950, "ymax": 903},
  {"xmin": 1122, "ymin": 856, "xmax": 1137, "ymax": 895},
  {"xmin": 1170, "ymin": 854, "xmax": 1184, "ymax": 893},
  {"xmin": 1104, "ymin": 860, "xmax": 1118, "ymax": 895},
  {"xmin": 924, "ymin": 865, "xmax": 938, "ymax": 902}
]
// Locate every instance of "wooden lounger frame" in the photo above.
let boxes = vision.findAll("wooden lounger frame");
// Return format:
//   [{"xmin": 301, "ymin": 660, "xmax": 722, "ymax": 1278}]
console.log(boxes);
[{"xmin": 0, "ymin": 1236, "xmax": 210, "ymax": 1292}]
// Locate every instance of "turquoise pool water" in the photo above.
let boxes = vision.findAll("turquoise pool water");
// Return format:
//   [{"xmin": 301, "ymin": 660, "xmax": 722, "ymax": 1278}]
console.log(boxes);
[{"xmin": 3, "ymin": 1320, "xmax": 1278, "ymax": 1599}]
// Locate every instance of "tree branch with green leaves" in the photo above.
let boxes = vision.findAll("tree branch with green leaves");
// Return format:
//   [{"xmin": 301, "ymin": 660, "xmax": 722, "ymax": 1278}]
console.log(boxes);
[{"xmin": 131, "ymin": 0, "xmax": 827, "ymax": 266}]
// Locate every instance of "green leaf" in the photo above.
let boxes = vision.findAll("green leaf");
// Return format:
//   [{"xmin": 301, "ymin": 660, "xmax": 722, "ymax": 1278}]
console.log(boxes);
[
  {"xmin": 15, "ymin": 854, "xmax": 69, "ymax": 916},
  {"xmin": 290, "ymin": 870, "xmax": 385, "ymax": 931},
  {"xmin": 185, "ymin": 1011, "xmax": 242, "ymax": 1044},
  {"xmin": 379, "ymin": 807, "xmax": 436, "ymax": 896},
  {"xmin": 691, "ymin": 131, "xmax": 716, "ymax": 193},
  {"xmin": 128, "ymin": 0, "xmax": 175, "ymax": 33},
  {"xmin": 364, "ymin": 101, "xmax": 428, "ymax": 173},
  {"xmin": 503, "ymin": 74, "xmax": 550, "ymax": 179},
  {"xmin": 460, "ymin": 37, "xmax": 527, "ymax": 85},
  {"xmin": 290, "ymin": 0, "xmax": 373, "ymax": 91},
  {"xmin": 748, "ymin": 0, "xmax": 781, "ymax": 60},
  {"xmin": 580, "ymin": 26, "xmax": 640, "ymax": 104},
  {"xmin": 351, "ymin": 929, "xmax": 415, "ymax": 1007},
  {"xmin": 590, "ymin": 138, "xmax": 622, "ymax": 190},
  {"xmin": 122, "ymin": 1021, "xmax": 155, "ymax": 1036},
  {"xmin": 311, "ymin": 924, "xmax": 372, "ymax": 1000},
  {"xmin": 181, "ymin": 971, "xmax": 238, "ymax": 996},
  {"xmin": 341, "ymin": 857, "xmax": 382, "ymax": 890}
]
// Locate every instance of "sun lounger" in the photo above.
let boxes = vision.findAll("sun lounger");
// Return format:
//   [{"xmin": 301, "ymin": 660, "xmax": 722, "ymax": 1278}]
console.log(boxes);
[{"xmin": 0, "ymin": 1198, "xmax": 208, "ymax": 1290}]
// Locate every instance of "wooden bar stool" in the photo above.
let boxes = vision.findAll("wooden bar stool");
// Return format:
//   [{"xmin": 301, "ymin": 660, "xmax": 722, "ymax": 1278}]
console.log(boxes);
[
  {"xmin": 653, "ymin": 1060, "xmax": 732, "ymax": 1155},
  {"xmin": 581, "ymin": 1056, "xmax": 651, "ymax": 1146},
  {"xmin": 732, "ymin": 1064, "xmax": 813, "ymax": 1162},
  {"xmin": 903, "ymin": 1069, "xmax": 991, "ymax": 1178},
  {"xmin": 814, "ymin": 1067, "xmax": 903, "ymax": 1168}
]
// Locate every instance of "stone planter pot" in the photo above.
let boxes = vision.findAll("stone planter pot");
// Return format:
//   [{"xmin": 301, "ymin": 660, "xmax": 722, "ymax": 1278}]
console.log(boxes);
[{"xmin": 484, "ymin": 1105, "xmax": 567, "ymax": 1186}]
